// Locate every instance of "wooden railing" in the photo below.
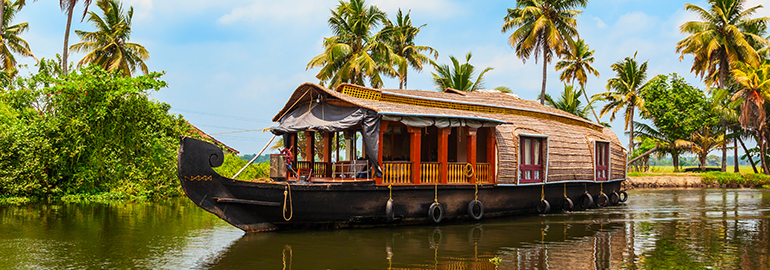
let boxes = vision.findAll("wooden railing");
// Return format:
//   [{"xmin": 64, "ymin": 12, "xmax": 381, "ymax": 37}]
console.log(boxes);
[
  {"xmin": 332, "ymin": 160, "xmax": 370, "ymax": 179},
  {"xmin": 296, "ymin": 161, "xmax": 328, "ymax": 178},
  {"xmin": 420, "ymin": 162, "xmax": 440, "ymax": 184},
  {"xmin": 382, "ymin": 161, "xmax": 411, "ymax": 184},
  {"xmin": 448, "ymin": 163, "xmax": 468, "ymax": 184},
  {"xmin": 476, "ymin": 163, "xmax": 493, "ymax": 184}
]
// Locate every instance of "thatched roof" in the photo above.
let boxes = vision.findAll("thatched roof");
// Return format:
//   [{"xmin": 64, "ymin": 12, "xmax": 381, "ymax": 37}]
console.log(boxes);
[{"xmin": 272, "ymin": 83, "xmax": 627, "ymax": 183}]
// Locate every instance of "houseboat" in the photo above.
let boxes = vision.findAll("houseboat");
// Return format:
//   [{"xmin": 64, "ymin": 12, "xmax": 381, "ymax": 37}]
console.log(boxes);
[{"xmin": 177, "ymin": 83, "xmax": 628, "ymax": 232}]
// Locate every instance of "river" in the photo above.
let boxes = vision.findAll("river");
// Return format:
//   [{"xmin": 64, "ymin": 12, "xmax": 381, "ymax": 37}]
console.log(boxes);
[{"xmin": 1, "ymin": 188, "xmax": 769, "ymax": 269}]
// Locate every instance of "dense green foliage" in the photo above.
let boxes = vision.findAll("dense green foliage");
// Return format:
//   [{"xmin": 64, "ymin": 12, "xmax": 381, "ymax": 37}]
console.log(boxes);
[
  {"xmin": 0, "ymin": 63, "xmax": 185, "ymax": 200},
  {"xmin": 213, "ymin": 153, "xmax": 269, "ymax": 181},
  {"xmin": 642, "ymin": 74, "xmax": 715, "ymax": 140},
  {"xmin": 701, "ymin": 172, "xmax": 770, "ymax": 187}
]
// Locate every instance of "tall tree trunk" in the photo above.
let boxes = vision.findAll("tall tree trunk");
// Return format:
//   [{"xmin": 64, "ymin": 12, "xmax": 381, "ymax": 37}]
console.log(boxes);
[
  {"xmin": 539, "ymin": 36, "xmax": 547, "ymax": 105},
  {"xmin": 577, "ymin": 80, "xmax": 601, "ymax": 124},
  {"xmin": 673, "ymin": 151, "xmax": 680, "ymax": 172},
  {"xmin": 0, "ymin": 2, "xmax": 4, "ymax": 37},
  {"xmin": 403, "ymin": 69, "xmax": 407, "ymax": 89},
  {"xmin": 62, "ymin": 4, "xmax": 75, "ymax": 76},
  {"xmin": 761, "ymin": 132, "xmax": 769, "ymax": 175},
  {"xmin": 628, "ymin": 106, "xmax": 634, "ymax": 154},
  {"xmin": 738, "ymin": 136, "xmax": 758, "ymax": 173},
  {"xmin": 700, "ymin": 153, "xmax": 706, "ymax": 170},
  {"xmin": 718, "ymin": 57, "xmax": 728, "ymax": 172},
  {"xmin": 733, "ymin": 137, "xmax": 739, "ymax": 173}
]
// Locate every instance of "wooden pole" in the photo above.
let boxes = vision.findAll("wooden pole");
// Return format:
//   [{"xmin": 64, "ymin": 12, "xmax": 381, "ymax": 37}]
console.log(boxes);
[
  {"xmin": 438, "ymin": 128, "xmax": 450, "ymax": 185},
  {"xmin": 467, "ymin": 128, "xmax": 477, "ymax": 184},
  {"xmin": 408, "ymin": 126, "xmax": 422, "ymax": 184}
]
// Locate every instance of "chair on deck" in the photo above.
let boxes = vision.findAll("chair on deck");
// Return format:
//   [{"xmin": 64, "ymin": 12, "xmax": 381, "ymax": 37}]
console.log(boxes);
[{"xmin": 296, "ymin": 168, "xmax": 313, "ymax": 182}]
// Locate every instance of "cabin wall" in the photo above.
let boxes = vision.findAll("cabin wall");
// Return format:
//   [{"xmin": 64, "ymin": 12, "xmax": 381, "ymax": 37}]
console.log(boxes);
[{"xmin": 494, "ymin": 118, "xmax": 627, "ymax": 185}]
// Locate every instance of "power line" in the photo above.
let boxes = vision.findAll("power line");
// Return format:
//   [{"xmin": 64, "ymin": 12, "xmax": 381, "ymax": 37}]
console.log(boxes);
[
  {"xmin": 209, "ymin": 129, "xmax": 263, "ymax": 135},
  {"xmin": 172, "ymin": 108, "xmax": 273, "ymax": 124}
]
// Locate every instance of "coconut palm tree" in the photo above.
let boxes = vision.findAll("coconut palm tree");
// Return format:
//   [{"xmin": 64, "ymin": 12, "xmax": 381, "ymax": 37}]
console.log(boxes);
[
  {"xmin": 680, "ymin": 125, "xmax": 729, "ymax": 170},
  {"xmin": 501, "ymin": 0, "xmax": 587, "ymax": 104},
  {"xmin": 60, "ymin": 0, "xmax": 93, "ymax": 76},
  {"xmin": 677, "ymin": 0, "xmax": 769, "ymax": 89},
  {"xmin": 677, "ymin": 0, "xmax": 770, "ymax": 172},
  {"xmin": 70, "ymin": 0, "xmax": 149, "ymax": 77},
  {"xmin": 544, "ymin": 84, "xmax": 592, "ymax": 119},
  {"xmin": 634, "ymin": 122, "xmax": 692, "ymax": 172},
  {"xmin": 381, "ymin": 9, "xmax": 437, "ymax": 89},
  {"xmin": 731, "ymin": 61, "xmax": 770, "ymax": 174},
  {"xmin": 431, "ymin": 52, "xmax": 493, "ymax": 92},
  {"xmin": 594, "ymin": 53, "xmax": 652, "ymax": 153},
  {"xmin": 555, "ymin": 38, "xmax": 600, "ymax": 122},
  {"xmin": 0, "ymin": 0, "xmax": 36, "ymax": 74},
  {"xmin": 307, "ymin": 0, "xmax": 396, "ymax": 89}
]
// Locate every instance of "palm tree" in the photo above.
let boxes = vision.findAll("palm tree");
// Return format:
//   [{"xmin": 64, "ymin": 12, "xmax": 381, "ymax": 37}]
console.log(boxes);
[
  {"xmin": 594, "ymin": 53, "xmax": 652, "ymax": 153},
  {"xmin": 431, "ymin": 52, "xmax": 493, "ymax": 92},
  {"xmin": 677, "ymin": 0, "xmax": 770, "ymax": 172},
  {"xmin": 677, "ymin": 0, "xmax": 769, "ymax": 89},
  {"xmin": 60, "ymin": 0, "xmax": 93, "ymax": 76},
  {"xmin": 70, "ymin": 0, "xmax": 149, "ymax": 77},
  {"xmin": 634, "ymin": 122, "xmax": 692, "ymax": 172},
  {"xmin": 731, "ymin": 61, "xmax": 770, "ymax": 174},
  {"xmin": 555, "ymin": 38, "xmax": 600, "ymax": 122},
  {"xmin": 501, "ymin": 0, "xmax": 587, "ymax": 104},
  {"xmin": 0, "ymin": 0, "xmax": 32, "ymax": 46},
  {"xmin": 680, "ymin": 125, "xmax": 729, "ymax": 170},
  {"xmin": 544, "ymin": 84, "xmax": 592, "ymax": 119},
  {"xmin": 307, "ymin": 0, "xmax": 396, "ymax": 89},
  {"xmin": 0, "ymin": 0, "xmax": 36, "ymax": 74},
  {"xmin": 381, "ymin": 9, "xmax": 437, "ymax": 89}
]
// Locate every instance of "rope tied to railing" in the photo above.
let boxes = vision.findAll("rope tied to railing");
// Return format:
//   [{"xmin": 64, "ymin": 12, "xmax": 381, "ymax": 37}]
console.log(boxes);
[
  {"xmin": 474, "ymin": 182, "xmax": 479, "ymax": 201},
  {"xmin": 388, "ymin": 184, "xmax": 392, "ymax": 201},
  {"xmin": 283, "ymin": 183, "xmax": 293, "ymax": 221}
]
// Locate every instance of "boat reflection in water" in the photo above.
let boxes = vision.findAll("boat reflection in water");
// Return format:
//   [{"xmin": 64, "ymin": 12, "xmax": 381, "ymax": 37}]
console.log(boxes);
[{"xmin": 199, "ymin": 212, "xmax": 631, "ymax": 269}]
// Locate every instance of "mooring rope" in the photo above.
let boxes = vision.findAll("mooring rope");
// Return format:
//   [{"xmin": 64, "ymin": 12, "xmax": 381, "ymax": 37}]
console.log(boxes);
[
  {"xmin": 541, "ymin": 182, "xmax": 545, "ymax": 201},
  {"xmin": 283, "ymin": 183, "xmax": 293, "ymax": 221},
  {"xmin": 564, "ymin": 182, "xmax": 567, "ymax": 198},
  {"xmin": 434, "ymin": 183, "xmax": 438, "ymax": 203},
  {"xmin": 474, "ymin": 182, "xmax": 479, "ymax": 201},
  {"xmin": 388, "ymin": 184, "xmax": 392, "ymax": 200}
]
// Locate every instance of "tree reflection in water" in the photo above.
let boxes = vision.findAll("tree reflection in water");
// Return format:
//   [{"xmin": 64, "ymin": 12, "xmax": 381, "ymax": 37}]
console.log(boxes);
[{"xmin": 1, "ymin": 189, "xmax": 770, "ymax": 269}]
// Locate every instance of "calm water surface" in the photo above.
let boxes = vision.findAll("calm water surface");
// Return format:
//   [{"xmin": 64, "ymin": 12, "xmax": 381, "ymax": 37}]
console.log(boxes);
[{"xmin": 2, "ymin": 189, "xmax": 770, "ymax": 269}]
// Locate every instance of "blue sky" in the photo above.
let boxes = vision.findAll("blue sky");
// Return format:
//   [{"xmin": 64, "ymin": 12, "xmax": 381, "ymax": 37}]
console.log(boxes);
[{"xmin": 14, "ymin": 0, "xmax": 769, "ymax": 154}]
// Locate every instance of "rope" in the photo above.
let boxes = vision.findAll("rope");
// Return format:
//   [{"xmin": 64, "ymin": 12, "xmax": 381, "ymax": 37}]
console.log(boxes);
[
  {"xmin": 283, "ymin": 183, "xmax": 293, "ymax": 221},
  {"xmin": 541, "ymin": 182, "xmax": 545, "ymax": 201},
  {"xmin": 434, "ymin": 183, "xmax": 438, "ymax": 203},
  {"xmin": 563, "ymin": 182, "xmax": 567, "ymax": 198},
  {"xmin": 388, "ymin": 184, "xmax": 392, "ymax": 201},
  {"xmin": 474, "ymin": 182, "xmax": 479, "ymax": 201},
  {"xmin": 600, "ymin": 181, "xmax": 605, "ymax": 195}
]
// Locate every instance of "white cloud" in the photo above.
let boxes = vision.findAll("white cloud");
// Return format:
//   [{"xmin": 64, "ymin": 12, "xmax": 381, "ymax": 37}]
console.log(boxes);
[
  {"xmin": 124, "ymin": 0, "xmax": 153, "ymax": 19},
  {"xmin": 745, "ymin": 0, "xmax": 770, "ymax": 18},
  {"xmin": 592, "ymin": 16, "xmax": 607, "ymax": 29},
  {"xmin": 217, "ymin": 0, "xmax": 335, "ymax": 25},
  {"xmin": 369, "ymin": 0, "xmax": 463, "ymax": 19}
]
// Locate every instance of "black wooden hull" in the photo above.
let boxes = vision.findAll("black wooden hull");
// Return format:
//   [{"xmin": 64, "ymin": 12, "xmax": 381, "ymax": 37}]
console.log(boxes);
[{"xmin": 178, "ymin": 137, "xmax": 625, "ymax": 232}]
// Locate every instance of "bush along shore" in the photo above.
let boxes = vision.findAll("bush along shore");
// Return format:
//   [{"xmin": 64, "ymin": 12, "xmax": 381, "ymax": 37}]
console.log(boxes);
[{"xmin": 623, "ymin": 172, "xmax": 770, "ymax": 190}]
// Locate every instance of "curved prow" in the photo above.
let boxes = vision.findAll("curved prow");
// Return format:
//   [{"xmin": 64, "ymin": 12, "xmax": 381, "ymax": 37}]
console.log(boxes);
[{"xmin": 177, "ymin": 136, "xmax": 278, "ymax": 232}]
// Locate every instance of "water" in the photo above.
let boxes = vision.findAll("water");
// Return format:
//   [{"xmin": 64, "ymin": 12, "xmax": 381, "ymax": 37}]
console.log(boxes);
[{"xmin": 2, "ymin": 189, "xmax": 770, "ymax": 269}]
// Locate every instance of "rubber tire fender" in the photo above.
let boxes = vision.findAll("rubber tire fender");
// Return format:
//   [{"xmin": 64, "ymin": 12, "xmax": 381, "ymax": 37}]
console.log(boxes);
[
  {"xmin": 619, "ymin": 190, "xmax": 628, "ymax": 203},
  {"xmin": 579, "ymin": 193, "xmax": 594, "ymax": 209},
  {"xmin": 536, "ymin": 199, "xmax": 551, "ymax": 214},
  {"xmin": 386, "ymin": 199, "xmax": 395, "ymax": 222},
  {"xmin": 467, "ymin": 200, "xmax": 484, "ymax": 220},
  {"xmin": 560, "ymin": 197, "xmax": 574, "ymax": 212},
  {"xmin": 609, "ymin": 192, "xmax": 620, "ymax": 206},
  {"xmin": 428, "ymin": 202, "xmax": 443, "ymax": 223},
  {"xmin": 595, "ymin": 193, "xmax": 609, "ymax": 208}
]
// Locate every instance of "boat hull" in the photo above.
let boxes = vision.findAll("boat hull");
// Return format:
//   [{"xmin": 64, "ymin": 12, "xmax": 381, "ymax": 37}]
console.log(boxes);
[{"xmin": 178, "ymin": 137, "xmax": 625, "ymax": 232}]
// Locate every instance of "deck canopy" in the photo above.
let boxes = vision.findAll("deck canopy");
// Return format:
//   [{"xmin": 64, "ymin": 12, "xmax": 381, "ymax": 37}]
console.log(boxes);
[{"xmin": 272, "ymin": 101, "xmax": 381, "ymax": 176}]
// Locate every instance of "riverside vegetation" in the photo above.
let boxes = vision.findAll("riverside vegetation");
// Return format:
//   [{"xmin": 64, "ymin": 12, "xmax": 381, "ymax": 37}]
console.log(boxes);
[{"xmin": 0, "ymin": 61, "xmax": 267, "ymax": 204}]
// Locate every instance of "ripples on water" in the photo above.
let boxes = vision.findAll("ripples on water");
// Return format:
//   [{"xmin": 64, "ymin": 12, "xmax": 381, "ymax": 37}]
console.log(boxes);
[{"xmin": 1, "ymin": 189, "xmax": 769, "ymax": 269}]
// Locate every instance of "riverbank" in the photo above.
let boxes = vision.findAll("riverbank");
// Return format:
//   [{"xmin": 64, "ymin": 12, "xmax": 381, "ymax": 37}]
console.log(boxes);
[{"xmin": 623, "ymin": 172, "xmax": 770, "ymax": 190}]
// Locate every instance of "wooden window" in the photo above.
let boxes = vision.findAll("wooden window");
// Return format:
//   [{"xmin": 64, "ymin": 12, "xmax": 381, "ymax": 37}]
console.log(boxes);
[
  {"xmin": 596, "ymin": 141, "xmax": 610, "ymax": 181},
  {"xmin": 519, "ymin": 136, "xmax": 545, "ymax": 183}
]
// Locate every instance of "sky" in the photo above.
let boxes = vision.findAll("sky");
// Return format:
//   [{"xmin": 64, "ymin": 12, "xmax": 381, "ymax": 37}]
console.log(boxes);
[{"xmin": 14, "ymin": 0, "xmax": 770, "ymax": 155}]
